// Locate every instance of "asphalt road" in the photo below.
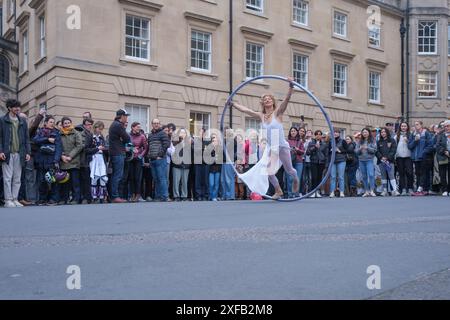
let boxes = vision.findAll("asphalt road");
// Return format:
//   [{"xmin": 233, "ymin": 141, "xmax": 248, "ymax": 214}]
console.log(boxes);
[{"xmin": 0, "ymin": 197, "xmax": 449, "ymax": 300}]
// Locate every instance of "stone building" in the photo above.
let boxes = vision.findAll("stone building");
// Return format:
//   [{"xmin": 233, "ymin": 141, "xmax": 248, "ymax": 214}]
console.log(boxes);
[{"xmin": 1, "ymin": 0, "xmax": 446, "ymax": 136}]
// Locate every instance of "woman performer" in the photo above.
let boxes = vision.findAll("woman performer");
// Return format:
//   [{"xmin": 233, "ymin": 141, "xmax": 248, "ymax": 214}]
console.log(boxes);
[{"xmin": 230, "ymin": 77, "xmax": 299, "ymax": 199}]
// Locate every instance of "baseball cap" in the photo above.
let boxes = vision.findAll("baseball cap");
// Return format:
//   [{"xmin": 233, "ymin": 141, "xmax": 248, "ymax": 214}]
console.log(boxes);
[{"xmin": 116, "ymin": 109, "xmax": 130, "ymax": 116}]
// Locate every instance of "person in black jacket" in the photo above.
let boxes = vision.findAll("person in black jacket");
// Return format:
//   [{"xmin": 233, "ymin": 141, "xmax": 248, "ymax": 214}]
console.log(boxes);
[
  {"xmin": 345, "ymin": 135, "xmax": 358, "ymax": 197},
  {"xmin": 328, "ymin": 128, "xmax": 348, "ymax": 198},
  {"xmin": 108, "ymin": 109, "xmax": 131, "ymax": 203},
  {"xmin": 306, "ymin": 130, "xmax": 328, "ymax": 198},
  {"xmin": 376, "ymin": 127, "xmax": 399, "ymax": 196},
  {"xmin": 33, "ymin": 115, "xmax": 63, "ymax": 206},
  {"xmin": 148, "ymin": 118, "xmax": 171, "ymax": 201},
  {"xmin": 436, "ymin": 120, "xmax": 450, "ymax": 196},
  {"xmin": 77, "ymin": 118, "xmax": 97, "ymax": 204}
]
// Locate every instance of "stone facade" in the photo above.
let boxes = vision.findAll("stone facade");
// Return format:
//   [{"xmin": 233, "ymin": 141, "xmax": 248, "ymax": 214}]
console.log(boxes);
[{"xmin": 0, "ymin": 0, "xmax": 413, "ymax": 136}]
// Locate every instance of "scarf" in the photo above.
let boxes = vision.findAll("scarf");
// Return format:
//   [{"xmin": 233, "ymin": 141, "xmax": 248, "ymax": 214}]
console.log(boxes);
[{"xmin": 60, "ymin": 126, "xmax": 74, "ymax": 135}]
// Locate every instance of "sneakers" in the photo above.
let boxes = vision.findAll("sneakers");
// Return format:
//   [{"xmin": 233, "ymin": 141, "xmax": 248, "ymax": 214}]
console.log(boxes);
[
  {"xmin": 340, "ymin": 192, "xmax": 345, "ymax": 198},
  {"xmin": 381, "ymin": 190, "xmax": 388, "ymax": 197},
  {"xmin": 112, "ymin": 198, "xmax": 127, "ymax": 203},
  {"xmin": 442, "ymin": 192, "xmax": 449, "ymax": 196},
  {"xmin": 401, "ymin": 189, "xmax": 407, "ymax": 196},
  {"xmin": 412, "ymin": 191, "xmax": 425, "ymax": 197},
  {"xmin": 13, "ymin": 200, "xmax": 24, "ymax": 207},
  {"xmin": 310, "ymin": 193, "xmax": 316, "ymax": 198},
  {"xmin": 392, "ymin": 190, "xmax": 401, "ymax": 197},
  {"xmin": 362, "ymin": 192, "xmax": 370, "ymax": 197},
  {"xmin": 145, "ymin": 196, "xmax": 153, "ymax": 202},
  {"xmin": 370, "ymin": 191, "xmax": 377, "ymax": 197},
  {"xmin": 316, "ymin": 192, "xmax": 322, "ymax": 198},
  {"xmin": 4, "ymin": 200, "xmax": 16, "ymax": 208},
  {"xmin": 329, "ymin": 192, "xmax": 335, "ymax": 198}
]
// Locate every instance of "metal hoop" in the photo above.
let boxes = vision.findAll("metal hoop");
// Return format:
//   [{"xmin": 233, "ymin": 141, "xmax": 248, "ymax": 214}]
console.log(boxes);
[{"xmin": 220, "ymin": 75, "xmax": 336, "ymax": 202}]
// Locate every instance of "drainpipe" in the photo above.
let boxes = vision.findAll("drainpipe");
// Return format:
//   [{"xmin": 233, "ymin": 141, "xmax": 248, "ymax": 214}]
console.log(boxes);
[
  {"xmin": 405, "ymin": 0, "xmax": 410, "ymax": 123},
  {"xmin": 400, "ymin": 18, "xmax": 406, "ymax": 120},
  {"xmin": 228, "ymin": 0, "xmax": 233, "ymax": 129},
  {"xmin": 13, "ymin": 0, "xmax": 19, "ymax": 101}
]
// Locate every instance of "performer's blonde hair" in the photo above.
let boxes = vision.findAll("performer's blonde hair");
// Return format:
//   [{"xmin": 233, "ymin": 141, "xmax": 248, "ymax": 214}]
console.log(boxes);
[{"xmin": 260, "ymin": 94, "xmax": 277, "ymax": 114}]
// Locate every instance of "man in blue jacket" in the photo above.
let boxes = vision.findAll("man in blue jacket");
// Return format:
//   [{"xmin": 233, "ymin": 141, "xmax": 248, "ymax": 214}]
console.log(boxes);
[{"xmin": 408, "ymin": 120, "xmax": 434, "ymax": 196}]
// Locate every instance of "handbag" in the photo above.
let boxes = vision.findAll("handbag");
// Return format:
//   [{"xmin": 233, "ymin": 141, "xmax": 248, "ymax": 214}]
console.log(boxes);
[{"xmin": 40, "ymin": 144, "xmax": 56, "ymax": 155}]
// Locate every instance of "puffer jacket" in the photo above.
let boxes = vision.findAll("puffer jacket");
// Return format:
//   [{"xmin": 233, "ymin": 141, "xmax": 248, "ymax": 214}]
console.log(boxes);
[
  {"xmin": 408, "ymin": 129, "xmax": 434, "ymax": 161},
  {"xmin": 306, "ymin": 139, "xmax": 328, "ymax": 164},
  {"xmin": 376, "ymin": 136, "xmax": 397, "ymax": 164},
  {"xmin": 60, "ymin": 127, "xmax": 83, "ymax": 170},
  {"xmin": 130, "ymin": 131, "xmax": 148, "ymax": 160},
  {"xmin": 147, "ymin": 128, "xmax": 170, "ymax": 160},
  {"xmin": 33, "ymin": 127, "xmax": 63, "ymax": 170}
]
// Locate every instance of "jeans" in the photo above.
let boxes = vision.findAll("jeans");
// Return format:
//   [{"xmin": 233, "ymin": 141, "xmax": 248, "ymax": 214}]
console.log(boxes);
[
  {"xmin": 221, "ymin": 163, "xmax": 236, "ymax": 200},
  {"xmin": 151, "ymin": 158, "xmax": 168, "ymax": 200},
  {"xmin": 110, "ymin": 155, "xmax": 125, "ymax": 199},
  {"xmin": 359, "ymin": 160, "xmax": 375, "ymax": 192},
  {"xmin": 285, "ymin": 162, "xmax": 303, "ymax": 197},
  {"xmin": 194, "ymin": 164, "xmax": 209, "ymax": 200},
  {"xmin": 61, "ymin": 168, "xmax": 81, "ymax": 203},
  {"xmin": 346, "ymin": 160, "xmax": 359, "ymax": 189},
  {"xmin": 209, "ymin": 172, "xmax": 221, "ymax": 200},
  {"xmin": 330, "ymin": 161, "xmax": 346, "ymax": 193}
]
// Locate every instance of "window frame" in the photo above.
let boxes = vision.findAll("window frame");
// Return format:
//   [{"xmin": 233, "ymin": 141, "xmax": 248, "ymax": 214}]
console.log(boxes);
[
  {"xmin": 417, "ymin": 72, "xmax": 438, "ymax": 98},
  {"xmin": 0, "ymin": 55, "xmax": 10, "ymax": 86},
  {"xmin": 418, "ymin": 21, "xmax": 437, "ymax": 55},
  {"xmin": 292, "ymin": 0, "xmax": 309, "ymax": 27},
  {"xmin": 246, "ymin": 0, "xmax": 264, "ymax": 13},
  {"xmin": 124, "ymin": 14, "xmax": 151, "ymax": 62},
  {"xmin": 333, "ymin": 62, "xmax": 347, "ymax": 97},
  {"xmin": 189, "ymin": 111, "xmax": 211, "ymax": 136},
  {"xmin": 124, "ymin": 103, "xmax": 150, "ymax": 133},
  {"xmin": 39, "ymin": 15, "xmax": 46, "ymax": 58},
  {"xmin": 22, "ymin": 30, "xmax": 29, "ymax": 73},
  {"xmin": 333, "ymin": 10, "xmax": 348, "ymax": 38},
  {"xmin": 245, "ymin": 41, "xmax": 264, "ymax": 79},
  {"xmin": 190, "ymin": 29, "xmax": 212, "ymax": 73},
  {"xmin": 368, "ymin": 71, "xmax": 381, "ymax": 103},
  {"xmin": 292, "ymin": 52, "xmax": 308, "ymax": 89}
]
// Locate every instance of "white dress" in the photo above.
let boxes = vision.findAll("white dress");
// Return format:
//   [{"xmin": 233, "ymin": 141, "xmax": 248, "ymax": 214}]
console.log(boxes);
[{"xmin": 236, "ymin": 117, "xmax": 288, "ymax": 196}]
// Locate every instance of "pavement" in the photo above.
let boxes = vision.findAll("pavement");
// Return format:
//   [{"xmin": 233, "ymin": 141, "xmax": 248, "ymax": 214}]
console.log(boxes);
[{"xmin": 0, "ymin": 197, "xmax": 449, "ymax": 300}]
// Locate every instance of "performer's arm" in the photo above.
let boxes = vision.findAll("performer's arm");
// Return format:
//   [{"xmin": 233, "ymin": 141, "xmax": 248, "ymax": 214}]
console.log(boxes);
[
  {"xmin": 230, "ymin": 101, "xmax": 261, "ymax": 120},
  {"xmin": 275, "ymin": 77, "xmax": 294, "ymax": 117}
]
